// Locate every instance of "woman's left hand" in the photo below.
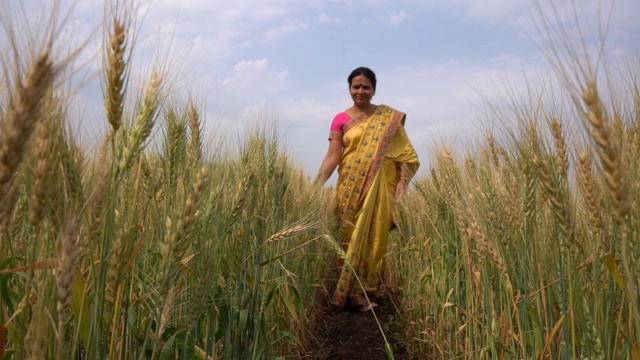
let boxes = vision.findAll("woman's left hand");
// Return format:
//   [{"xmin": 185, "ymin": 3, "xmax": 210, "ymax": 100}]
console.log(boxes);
[{"xmin": 395, "ymin": 181, "xmax": 407, "ymax": 201}]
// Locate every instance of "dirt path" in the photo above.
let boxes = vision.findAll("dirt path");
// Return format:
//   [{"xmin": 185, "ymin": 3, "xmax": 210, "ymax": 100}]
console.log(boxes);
[{"xmin": 306, "ymin": 297, "xmax": 408, "ymax": 360}]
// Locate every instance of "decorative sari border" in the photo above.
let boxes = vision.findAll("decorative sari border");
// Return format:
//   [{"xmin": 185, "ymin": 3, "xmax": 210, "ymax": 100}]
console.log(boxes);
[
  {"xmin": 359, "ymin": 109, "xmax": 405, "ymax": 202},
  {"xmin": 330, "ymin": 294, "xmax": 347, "ymax": 308},
  {"xmin": 342, "ymin": 106, "xmax": 377, "ymax": 134},
  {"xmin": 329, "ymin": 293, "xmax": 368, "ymax": 308},
  {"xmin": 335, "ymin": 104, "xmax": 398, "ymax": 223},
  {"xmin": 328, "ymin": 131, "xmax": 343, "ymax": 140}
]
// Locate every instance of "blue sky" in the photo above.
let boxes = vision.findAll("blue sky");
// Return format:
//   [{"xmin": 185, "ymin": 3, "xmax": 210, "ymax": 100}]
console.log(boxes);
[{"xmin": 12, "ymin": 0, "xmax": 640, "ymax": 180}]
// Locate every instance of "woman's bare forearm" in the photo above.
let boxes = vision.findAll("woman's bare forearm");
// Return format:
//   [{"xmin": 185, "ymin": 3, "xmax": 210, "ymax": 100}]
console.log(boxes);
[
  {"xmin": 317, "ymin": 156, "xmax": 339, "ymax": 184},
  {"xmin": 317, "ymin": 139, "xmax": 343, "ymax": 184}
]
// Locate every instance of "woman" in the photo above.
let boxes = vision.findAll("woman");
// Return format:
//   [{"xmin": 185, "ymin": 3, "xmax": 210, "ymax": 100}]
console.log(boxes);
[{"xmin": 318, "ymin": 67, "xmax": 419, "ymax": 312}]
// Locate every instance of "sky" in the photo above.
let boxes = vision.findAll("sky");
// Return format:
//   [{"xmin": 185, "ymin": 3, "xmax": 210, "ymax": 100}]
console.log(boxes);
[{"xmin": 8, "ymin": 0, "xmax": 640, "ymax": 181}]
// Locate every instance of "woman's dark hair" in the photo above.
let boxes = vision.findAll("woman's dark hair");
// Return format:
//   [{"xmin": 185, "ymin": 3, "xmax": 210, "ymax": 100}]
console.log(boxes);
[{"xmin": 348, "ymin": 67, "xmax": 377, "ymax": 90}]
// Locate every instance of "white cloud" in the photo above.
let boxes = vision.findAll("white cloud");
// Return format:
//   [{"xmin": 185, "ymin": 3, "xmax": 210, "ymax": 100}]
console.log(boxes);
[
  {"xmin": 319, "ymin": 12, "xmax": 341, "ymax": 24},
  {"xmin": 461, "ymin": 0, "xmax": 640, "ymax": 40},
  {"xmin": 464, "ymin": 0, "xmax": 528, "ymax": 25},
  {"xmin": 219, "ymin": 58, "xmax": 288, "ymax": 96},
  {"xmin": 234, "ymin": 59, "xmax": 269, "ymax": 72},
  {"xmin": 386, "ymin": 10, "xmax": 408, "ymax": 25},
  {"xmin": 247, "ymin": 4, "xmax": 289, "ymax": 21},
  {"xmin": 264, "ymin": 22, "xmax": 310, "ymax": 40}
]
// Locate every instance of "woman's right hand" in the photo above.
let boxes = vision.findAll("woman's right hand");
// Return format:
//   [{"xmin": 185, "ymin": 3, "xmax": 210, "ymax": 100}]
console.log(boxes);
[{"xmin": 317, "ymin": 139, "xmax": 342, "ymax": 185}]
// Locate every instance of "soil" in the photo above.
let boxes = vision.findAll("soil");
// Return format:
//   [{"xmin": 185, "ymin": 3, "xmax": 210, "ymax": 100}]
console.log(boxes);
[{"xmin": 305, "ymin": 295, "xmax": 408, "ymax": 360}]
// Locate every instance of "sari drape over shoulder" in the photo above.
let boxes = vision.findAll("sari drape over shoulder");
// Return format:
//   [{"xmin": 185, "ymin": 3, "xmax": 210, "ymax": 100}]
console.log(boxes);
[{"xmin": 329, "ymin": 104, "xmax": 419, "ymax": 308}]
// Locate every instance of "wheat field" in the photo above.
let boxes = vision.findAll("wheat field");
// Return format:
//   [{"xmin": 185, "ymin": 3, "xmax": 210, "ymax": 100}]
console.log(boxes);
[{"xmin": 1, "ymin": 1, "xmax": 638, "ymax": 359}]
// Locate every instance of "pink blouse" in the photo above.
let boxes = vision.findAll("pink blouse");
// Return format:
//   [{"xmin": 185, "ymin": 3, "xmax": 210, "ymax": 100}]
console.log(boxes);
[{"xmin": 328, "ymin": 112, "xmax": 352, "ymax": 141}]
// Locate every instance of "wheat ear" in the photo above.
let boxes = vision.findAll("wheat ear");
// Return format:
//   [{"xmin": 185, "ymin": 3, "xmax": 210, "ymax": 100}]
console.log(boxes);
[
  {"xmin": 578, "ymin": 151, "xmax": 602, "ymax": 232},
  {"xmin": 189, "ymin": 267, "xmax": 212, "ymax": 325},
  {"xmin": 105, "ymin": 19, "xmax": 127, "ymax": 133},
  {"xmin": 56, "ymin": 122, "xmax": 84, "ymax": 205},
  {"xmin": 108, "ymin": 229, "xmax": 128, "ymax": 290},
  {"xmin": 117, "ymin": 74, "xmax": 162, "ymax": 178},
  {"xmin": 224, "ymin": 168, "xmax": 254, "ymax": 234},
  {"xmin": 584, "ymin": 82, "xmax": 640, "ymax": 347},
  {"xmin": 154, "ymin": 285, "xmax": 177, "ymax": 356},
  {"xmin": 88, "ymin": 167, "xmax": 109, "ymax": 245},
  {"xmin": 57, "ymin": 216, "xmax": 78, "ymax": 358},
  {"xmin": 469, "ymin": 216, "xmax": 509, "ymax": 282},
  {"xmin": 550, "ymin": 119, "xmax": 569, "ymax": 178},
  {"xmin": 187, "ymin": 101, "xmax": 203, "ymax": 167},
  {"xmin": 267, "ymin": 225, "xmax": 309, "ymax": 242},
  {"xmin": 160, "ymin": 167, "xmax": 209, "ymax": 284},
  {"xmin": 29, "ymin": 119, "xmax": 53, "ymax": 228},
  {"xmin": 533, "ymin": 155, "xmax": 573, "ymax": 255},
  {"xmin": 0, "ymin": 50, "xmax": 54, "ymax": 228},
  {"xmin": 582, "ymin": 81, "xmax": 629, "ymax": 224},
  {"xmin": 488, "ymin": 134, "xmax": 500, "ymax": 169}
]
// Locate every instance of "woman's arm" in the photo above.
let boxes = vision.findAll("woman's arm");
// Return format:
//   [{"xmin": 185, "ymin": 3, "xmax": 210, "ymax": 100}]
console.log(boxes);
[
  {"xmin": 395, "ymin": 165, "xmax": 408, "ymax": 200},
  {"xmin": 395, "ymin": 162, "xmax": 418, "ymax": 200},
  {"xmin": 317, "ymin": 139, "xmax": 343, "ymax": 185}
]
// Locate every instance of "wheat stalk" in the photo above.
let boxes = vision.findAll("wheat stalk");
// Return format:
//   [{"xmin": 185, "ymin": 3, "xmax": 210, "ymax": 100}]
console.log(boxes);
[{"xmin": 24, "ymin": 278, "xmax": 46, "ymax": 360}]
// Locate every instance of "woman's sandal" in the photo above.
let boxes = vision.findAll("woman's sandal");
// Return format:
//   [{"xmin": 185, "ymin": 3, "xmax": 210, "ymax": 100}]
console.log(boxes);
[{"xmin": 358, "ymin": 302, "xmax": 379, "ymax": 313}]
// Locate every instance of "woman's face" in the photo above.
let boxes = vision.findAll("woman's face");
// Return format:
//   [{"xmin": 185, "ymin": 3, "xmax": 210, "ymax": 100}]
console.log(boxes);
[{"xmin": 350, "ymin": 74, "xmax": 375, "ymax": 108}]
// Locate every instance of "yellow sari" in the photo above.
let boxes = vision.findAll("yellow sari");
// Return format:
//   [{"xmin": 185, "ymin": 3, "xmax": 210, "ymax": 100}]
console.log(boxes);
[{"xmin": 329, "ymin": 104, "xmax": 419, "ymax": 308}]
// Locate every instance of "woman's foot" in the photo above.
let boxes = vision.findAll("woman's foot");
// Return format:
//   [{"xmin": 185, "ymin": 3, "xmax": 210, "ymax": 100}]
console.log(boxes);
[{"xmin": 357, "ymin": 302, "xmax": 378, "ymax": 312}]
